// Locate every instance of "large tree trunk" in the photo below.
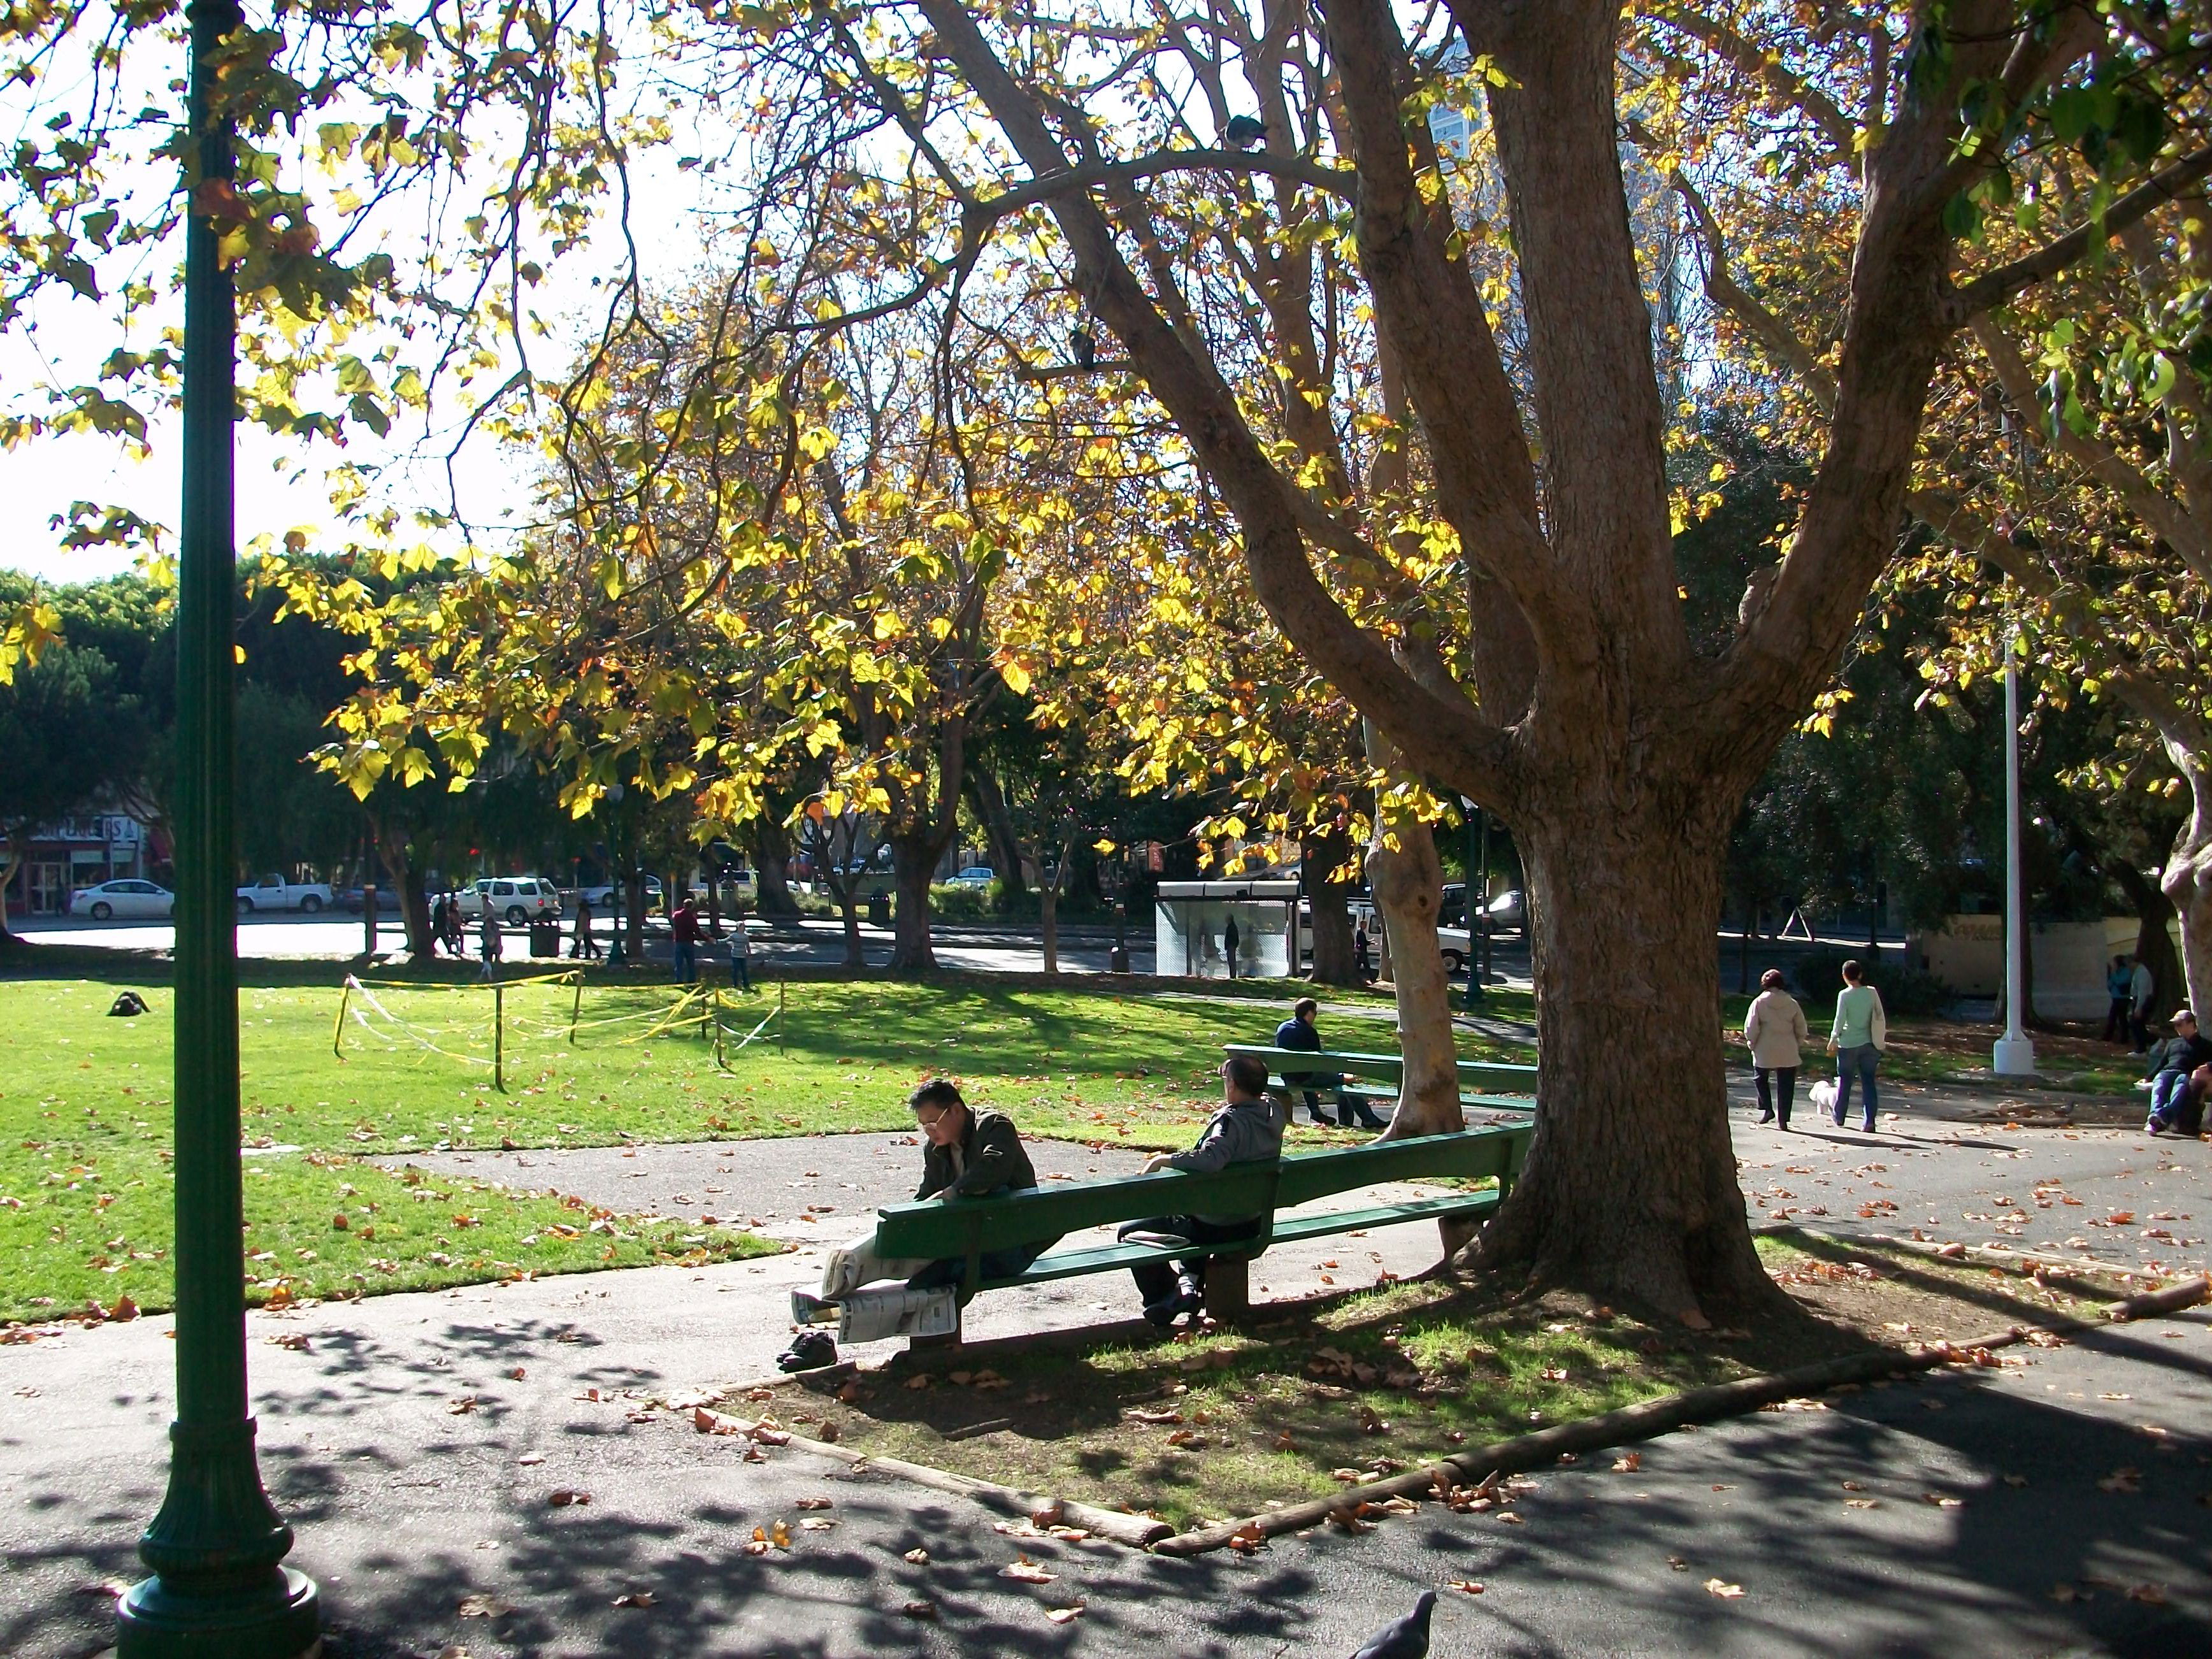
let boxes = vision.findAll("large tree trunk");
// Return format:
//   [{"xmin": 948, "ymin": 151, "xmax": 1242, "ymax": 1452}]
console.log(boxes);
[
  {"xmin": 750, "ymin": 817, "xmax": 803, "ymax": 918},
  {"xmin": 371, "ymin": 818, "xmax": 433, "ymax": 958},
  {"xmin": 1304, "ymin": 823, "xmax": 1361, "ymax": 987},
  {"xmin": 2161, "ymin": 762, "xmax": 2212, "ymax": 1019},
  {"xmin": 1366, "ymin": 728, "xmax": 1461, "ymax": 1139},
  {"xmin": 1468, "ymin": 816, "xmax": 1777, "ymax": 1325},
  {"xmin": 887, "ymin": 837, "xmax": 937, "ymax": 973},
  {"xmin": 967, "ymin": 766, "xmax": 1028, "ymax": 898},
  {"xmin": 624, "ymin": 871, "xmax": 646, "ymax": 960}
]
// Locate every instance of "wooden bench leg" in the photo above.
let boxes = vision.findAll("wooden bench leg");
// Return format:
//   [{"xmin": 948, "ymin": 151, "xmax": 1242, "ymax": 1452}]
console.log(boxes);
[
  {"xmin": 1203, "ymin": 1256, "xmax": 1251, "ymax": 1323},
  {"xmin": 1436, "ymin": 1214, "xmax": 1480, "ymax": 1269}
]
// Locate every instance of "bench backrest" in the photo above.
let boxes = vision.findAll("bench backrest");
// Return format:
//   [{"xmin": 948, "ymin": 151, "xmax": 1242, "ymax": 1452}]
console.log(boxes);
[
  {"xmin": 872, "ymin": 1123, "xmax": 1533, "ymax": 1265},
  {"xmin": 1223, "ymin": 1044, "xmax": 1539, "ymax": 1090}
]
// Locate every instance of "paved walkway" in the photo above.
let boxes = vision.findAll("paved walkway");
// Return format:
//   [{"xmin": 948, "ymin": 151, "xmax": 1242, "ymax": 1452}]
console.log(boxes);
[{"xmin": 3, "ymin": 1103, "xmax": 2207, "ymax": 1657}]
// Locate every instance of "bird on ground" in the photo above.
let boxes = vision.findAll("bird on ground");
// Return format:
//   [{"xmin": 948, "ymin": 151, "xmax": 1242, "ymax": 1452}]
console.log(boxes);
[
  {"xmin": 1072, "ymin": 326, "xmax": 1095, "ymax": 370},
  {"xmin": 1352, "ymin": 1589, "xmax": 1437, "ymax": 1659},
  {"xmin": 1223, "ymin": 113, "xmax": 1265, "ymax": 148}
]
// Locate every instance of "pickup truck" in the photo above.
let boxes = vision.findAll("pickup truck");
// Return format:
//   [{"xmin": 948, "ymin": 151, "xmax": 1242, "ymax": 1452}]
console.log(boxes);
[{"xmin": 234, "ymin": 874, "xmax": 334, "ymax": 914}]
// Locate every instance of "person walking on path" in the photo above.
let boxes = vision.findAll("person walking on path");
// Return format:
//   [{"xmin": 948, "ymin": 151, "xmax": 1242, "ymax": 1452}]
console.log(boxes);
[
  {"xmin": 443, "ymin": 894, "xmax": 467, "ymax": 958},
  {"xmin": 570, "ymin": 891, "xmax": 601, "ymax": 961},
  {"xmin": 2104, "ymin": 955, "xmax": 2134, "ymax": 1043},
  {"xmin": 1123, "ymin": 1053, "xmax": 1284, "ymax": 1329},
  {"xmin": 1743, "ymin": 968, "xmax": 1811, "ymax": 1129},
  {"xmin": 2139, "ymin": 1009, "xmax": 2212, "ymax": 1135},
  {"xmin": 1826, "ymin": 959, "xmax": 1886, "ymax": 1132},
  {"xmin": 728, "ymin": 907, "xmax": 752, "ymax": 992},
  {"xmin": 670, "ymin": 897, "xmax": 702, "ymax": 984},
  {"xmin": 477, "ymin": 903, "xmax": 503, "ymax": 982},
  {"xmin": 2131, "ymin": 954, "xmax": 2157, "ymax": 1052},
  {"xmin": 1223, "ymin": 914, "xmax": 1241, "ymax": 980}
]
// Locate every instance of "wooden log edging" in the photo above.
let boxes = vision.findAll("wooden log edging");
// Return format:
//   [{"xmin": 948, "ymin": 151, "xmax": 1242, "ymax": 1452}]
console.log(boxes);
[
  {"xmin": 1151, "ymin": 1273, "xmax": 2211, "ymax": 1558},
  {"xmin": 692, "ymin": 1405, "xmax": 1173, "ymax": 1549}
]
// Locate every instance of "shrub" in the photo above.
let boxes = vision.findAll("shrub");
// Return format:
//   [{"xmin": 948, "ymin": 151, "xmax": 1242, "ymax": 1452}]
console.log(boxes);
[{"xmin": 1790, "ymin": 946, "xmax": 1951, "ymax": 1017}]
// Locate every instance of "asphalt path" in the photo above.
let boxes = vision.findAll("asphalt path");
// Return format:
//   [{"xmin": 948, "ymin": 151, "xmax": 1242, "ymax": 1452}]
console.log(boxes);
[{"xmin": 4, "ymin": 1110, "xmax": 2208, "ymax": 1657}]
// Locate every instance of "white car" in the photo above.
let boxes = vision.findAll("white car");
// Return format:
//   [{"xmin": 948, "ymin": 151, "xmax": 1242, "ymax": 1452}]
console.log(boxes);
[
  {"xmin": 454, "ymin": 877, "xmax": 564, "ymax": 926},
  {"xmin": 945, "ymin": 866, "xmax": 996, "ymax": 888},
  {"xmin": 577, "ymin": 875, "xmax": 663, "ymax": 913},
  {"xmin": 68, "ymin": 879, "xmax": 175, "ymax": 921}
]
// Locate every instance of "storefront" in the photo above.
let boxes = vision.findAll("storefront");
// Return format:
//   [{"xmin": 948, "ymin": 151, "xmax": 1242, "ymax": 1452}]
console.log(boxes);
[{"xmin": 3, "ymin": 814, "xmax": 158, "ymax": 916}]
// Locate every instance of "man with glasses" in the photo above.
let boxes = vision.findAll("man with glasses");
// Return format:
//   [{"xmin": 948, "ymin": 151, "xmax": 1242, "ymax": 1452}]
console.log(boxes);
[
  {"xmin": 786, "ymin": 1080, "xmax": 1054, "ymax": 1365},
  {"xmin": 1122, "ymin": 1052, "xmax": 1284, "ymax": 1328}
]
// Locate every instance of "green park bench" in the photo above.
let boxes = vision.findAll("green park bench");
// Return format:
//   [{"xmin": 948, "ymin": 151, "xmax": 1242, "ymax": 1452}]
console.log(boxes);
[
  {"xmin": 1223, "ymin": 1044, "xmax": 1539, "ymax": 1121},
  {"xmin": 868, "ymin": 1121, "xmax": 1533, "ymax": 1346}
]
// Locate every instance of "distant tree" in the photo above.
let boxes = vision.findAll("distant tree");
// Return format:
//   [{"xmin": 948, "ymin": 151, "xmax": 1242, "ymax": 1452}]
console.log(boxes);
[{"xmin": 0, "ymin": 643, "xmax": 145, "ymax": 933}]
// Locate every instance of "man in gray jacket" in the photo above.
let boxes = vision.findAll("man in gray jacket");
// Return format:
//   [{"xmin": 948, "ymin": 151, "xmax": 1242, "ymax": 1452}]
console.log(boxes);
[{"xmin": 1123, "ymin": 1052, "xmax": 1284, "ymax": 1328}]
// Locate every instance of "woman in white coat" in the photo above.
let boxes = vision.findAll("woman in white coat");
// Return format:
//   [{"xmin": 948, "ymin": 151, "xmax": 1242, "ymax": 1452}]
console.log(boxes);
[{"xmin": 1743, "ymin": 968, "xmax": 1811, "ymax": 1129}]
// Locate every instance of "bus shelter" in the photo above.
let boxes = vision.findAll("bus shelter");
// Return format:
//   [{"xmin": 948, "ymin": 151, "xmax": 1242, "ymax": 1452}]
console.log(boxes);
[{"xmin": 1154, "ymin": 879, "xmax": 1301, "ymax": 979}]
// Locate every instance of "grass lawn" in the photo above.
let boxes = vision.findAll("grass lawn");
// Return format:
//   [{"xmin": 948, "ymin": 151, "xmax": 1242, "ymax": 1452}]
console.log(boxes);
[
  {"xmin": 751, "ymin": 1232, "xmax": 2136, "ymax": 1529},
  {"xmin": 0, "ymin": 968, "xmax": 1532, "ymax": 1325}
]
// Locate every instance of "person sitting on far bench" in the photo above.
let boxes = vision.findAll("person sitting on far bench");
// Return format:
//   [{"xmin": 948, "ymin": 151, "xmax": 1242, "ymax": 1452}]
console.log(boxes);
[
  {"xmin": 1274, "ymin": 996, "xmax": 1385, "ymax": 1130},
  {"xmin": 1123, "ymin": 1053, "xmax": 1284, "ymax": 1330},
  {"xmin": 786, "ymin": 1080, "xmax": 1054, "ymax": 1362}
]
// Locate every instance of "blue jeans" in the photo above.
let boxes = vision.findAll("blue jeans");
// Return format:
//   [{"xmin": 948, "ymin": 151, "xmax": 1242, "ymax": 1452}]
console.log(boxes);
[
  {"xmin": 1835, "ymin": 1044, "xmax": 1879, "ymax": 1126},
  {"xmin": 729, "ymin": 956, "xmax": 751, "ymax": 991},
  {"xmin": 673, "ymin": 940, "xmax": 696, "ymax": 982},
  {"xmin": 2148, "ymin": 1070, "xmax": 2198, "ymax": 1131}
]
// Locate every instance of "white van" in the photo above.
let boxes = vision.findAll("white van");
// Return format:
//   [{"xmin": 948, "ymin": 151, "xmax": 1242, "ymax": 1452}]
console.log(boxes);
[{"xmin": 454, "ymin": 877, "xmax": 563, "ymax": 926}]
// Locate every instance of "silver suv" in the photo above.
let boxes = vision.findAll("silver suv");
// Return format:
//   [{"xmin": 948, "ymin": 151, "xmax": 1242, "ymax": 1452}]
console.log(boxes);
[{"xmin": 454, "ymin": 877, "xmax": 564, "ymax": 926}]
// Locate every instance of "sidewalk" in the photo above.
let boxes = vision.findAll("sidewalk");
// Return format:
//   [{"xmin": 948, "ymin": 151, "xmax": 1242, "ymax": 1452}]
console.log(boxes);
[{"xmin": 4, "ymin": 1110, "xmax": 2208, "ymax": 1657}]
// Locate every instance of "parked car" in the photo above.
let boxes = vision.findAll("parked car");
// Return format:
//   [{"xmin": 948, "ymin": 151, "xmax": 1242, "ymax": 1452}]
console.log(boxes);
[
  {"xmin": 338, "ymin": 886, "xmax": 403, "ymax": 914},
  {"xmin": 234, "ymin": 874, "xmax": 334, "ymax": 914},
  {"xmin": 454, "ymin": 877, "xmax": 564, "ymax": 926},
  {"xmin": 68, "ymin": 879, "xmax": 175, "ymax": 921},
  {"xmin": 1485, "ymin": 889, "xmax": 1526, "ymax": 930},
  {"xmin": 945, "ymin": 866, "xmax": 996, "ymax": 889},
  {"xmin": 577, "ymin": 875, "xmax": 663, "ymax": 913}
]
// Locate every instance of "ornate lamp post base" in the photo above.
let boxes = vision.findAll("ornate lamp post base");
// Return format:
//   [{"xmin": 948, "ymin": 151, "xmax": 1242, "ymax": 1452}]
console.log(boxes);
[{"xmin": 118, "ymin": 1568, "xmax": 320, "ymax": 1658}]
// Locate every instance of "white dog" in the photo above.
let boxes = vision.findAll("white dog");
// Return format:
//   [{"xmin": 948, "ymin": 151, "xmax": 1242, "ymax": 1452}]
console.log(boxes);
[{"xmin": 1809, "ymin": 1079, "xmax": 1839, "ymax": 1116}]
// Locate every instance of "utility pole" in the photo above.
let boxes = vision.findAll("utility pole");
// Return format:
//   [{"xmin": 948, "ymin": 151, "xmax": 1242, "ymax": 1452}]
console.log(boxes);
[{"xmin": 117, "ymin": 3, "xmax": 320, "ymax": 1651}]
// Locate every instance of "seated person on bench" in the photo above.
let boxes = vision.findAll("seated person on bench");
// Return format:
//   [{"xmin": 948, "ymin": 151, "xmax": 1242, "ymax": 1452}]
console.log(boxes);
[
  {"xmin": 1274, "ymin": 996, "xmax": 1385, "ymax": 1130},
  {"xmin": 787, "ymin": 1080, "xmax": 1054, "ymax": 1361},
  {"xmin": 1123, "ymin": 1052, "xmax": 1284, "ymax": 1330}
]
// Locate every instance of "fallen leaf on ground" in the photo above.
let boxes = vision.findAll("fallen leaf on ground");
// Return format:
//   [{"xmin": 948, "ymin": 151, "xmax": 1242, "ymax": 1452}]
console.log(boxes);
[
  {"xmin": 1447, "ymin": 1579, "xmax": 1484, "ymax": 1595},
  {"xmin": 1046, "ymin": 1602, "xmax": 1086, "ymax": 1625},
  {"xmin": 1001, "ymin": 1556, "xmax": 1056, "ymax": 1583},
  {"xmin": 2050, "ymin": 1583, "xmax": 2086, "ymax": 1603},
  {"xmin": 800, "ymin": 1518, "xmax": 836, "ymax": 1532},
  {"xmin": 2126, "ymin": 1583, "xmax": 2169, "ymax": 1604},
  {"xmin": 2099, "ymin": 1467, "xmax": 2143, "ymax": 1493},
  {"xmin": 447, "ymin": 1397, "xmax": 478, "ymax": 1416},
  {"xmin": 546, "ymin": 1490, "xmax": 590, "ymax": 1507},
  {"xmin": 903, "ymin": 1600, "xmax": 938, "ymax": 1620},
  {"xmin": 1922, "ymin": 1493, "xmax": 1963, "ymax": 1508},
  {"xmin": 1705, "ymin": 1579, "xmax": 1744, "ymax": 1598},
  {"xmin": 1667, "ymin": 1556, "xmax": 1688, "ymax": 1571},
  {"xmin": 904, "ymin": 1548, "xmax": 930, "ymax": 1564},
  {"xmin": 457, "ymin": 1594, "xmax": 514, "ymax": 1618},
  {"xmin": 1611, "ymin": 1453, "xmax": 1642, "ymax": 1473},
  {"xmin": 611, "ymin": 1590, "xmax": 656, "ymax": 1608},
  {"xmin": 905, "ymin": 1375, "xmax": 931, "ymax": 1391},
  {"xmin": 1845, "ymin": 1498, "xmax": 1878, "ymax": 1509},
  {"xmin": 795, "ymin": 1496, "xmax": 833, "ymax": 1510}
]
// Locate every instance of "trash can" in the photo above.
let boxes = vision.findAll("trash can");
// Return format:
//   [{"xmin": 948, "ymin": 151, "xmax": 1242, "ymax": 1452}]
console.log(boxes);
[
  {"xmin": 867, "ymin": 891, "xmax": 890, "ymax": 928},
  {"xmin": 529, "ymin": 919, "xmax": 560, "ymax": 958}
]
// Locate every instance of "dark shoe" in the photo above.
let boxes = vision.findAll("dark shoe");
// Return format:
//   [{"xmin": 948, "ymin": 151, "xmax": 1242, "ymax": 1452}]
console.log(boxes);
[
  {"xmin": 1860, "ymin": 1118, "xmax": 1876, "ymax": 1133},
  {"xmin": 1350, "ymin": 1104, "xmax": 1387, "ymax": 1130},
  {"xmin": 2145, "ymin": 1118, "xmax": 2163, "ymax": 1135},
  {"xmin": 776, "ymin": 1330, "xmax": 838, "ymax": 1372},
  {"xmin": 1778, "ymin": 1117, "xmax": 1792, "ymax": 1131},
  {"xmin": 1142, "ymin": 1287, "xmax": 1202, "ymax": 1329},
  {"xmin": 1308, "ymin": 1107, "xmax": 1337, "ymax": 1127},
  {"xmin": 1831, "ymin": 1108, "xmax": 1845, "ymax": 1128},
  {"xmin": 1755, "ymin": 1110, "xmax": 1774, "ymax": 1124}
]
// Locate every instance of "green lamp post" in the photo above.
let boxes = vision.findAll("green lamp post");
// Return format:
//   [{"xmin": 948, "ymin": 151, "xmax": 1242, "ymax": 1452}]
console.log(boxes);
[{"xmin": 117, "ymin": 1, "xmax": 321, "ymax": 1651}]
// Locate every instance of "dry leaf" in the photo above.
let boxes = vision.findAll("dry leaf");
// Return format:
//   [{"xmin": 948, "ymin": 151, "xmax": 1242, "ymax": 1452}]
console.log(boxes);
[
  {"xmin": 1228, "ymin": 1521, "xmax": 1267, "ymax": 1554},
  {"xmin": 800, "ymin": 1518, "xmax": 836, "ymax": 1532},
  {"xmin": 795, "ymin": 1496, "xmax": 834, "ymax": 1510},
  {"xmin": 447, "ymin": 1397, "xmax": 478, "ymax": 1416},
  {"xmin": 456, "ymin": 1593, "xmax": 514, "ymax": 1618},
  {"xmin": 1272, "ymin": 1431, "xmax": 1296, "ymax": 1451},
  {"xmin": 1611, "ymin": 1453, "xmax": 1642, "ymax": 1473},
  {"xmin": 1447, "ymin": 1579, "xmax": 1485, "ymax": 1595},
  {"xmin": 905, "ymin": 1375, "xmax": 931, "ymax": 1391},
  {"xmin": 508, "ymin": 1367, "xmax": 526, "ymax": 1381},
  {"xmin": 547, "ymin": 1490, "xmax": 590, "ymax": 1507},
  {"xmin": 1667, "ymin": 1556, "xmax": 1688, "ymax": 1571},
  {"xmin": 2050, "ymin": 1583, "xmax": 2084, "ymax": 1604},
  {"xmin": 1045, "ymin": 1602, "xmax": 1086, "ymax": 1625},
  {"xmin": 611, "ymin": 1590, "xmax": 656, "ymax": 1608},
  {"xmin": 2099, "ymin": 1467, "xmax": 2143, "ymax": 1493},
  {"xmin": 1001, "ymin": 1556, "xmax": 1056, "ymax": 1583},
  {"xmin": 2125, "ymin": 1583, "xmax": 2169, "ymax": 1605},
  {"xmin": 1921, "ymin": 1493, "xmax": 1963, "ymax": 1509},
  {"xmin": 903, "ymin": 1600, "xmax": 938, "ymax": 1620},
  {"xmin": 1704, "ymin": 1579, "xmax": 1744, "ymax": 1599},
  {"xmin": 904, "ymin": 1548, "xmax": 931, "ymax": 1565}
]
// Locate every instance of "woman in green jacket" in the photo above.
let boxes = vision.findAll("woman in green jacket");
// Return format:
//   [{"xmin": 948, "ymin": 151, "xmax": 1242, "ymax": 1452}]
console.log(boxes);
[{"xmin": 1826, "ymin": 959, "xmax": 1888, "ymax": 1132}]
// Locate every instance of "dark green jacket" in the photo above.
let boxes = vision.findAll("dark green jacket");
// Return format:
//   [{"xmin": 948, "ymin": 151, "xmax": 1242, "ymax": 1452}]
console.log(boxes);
[{"xmin": 916, "ymin": 1108, "xmax": 1038, "ymax": 1201}]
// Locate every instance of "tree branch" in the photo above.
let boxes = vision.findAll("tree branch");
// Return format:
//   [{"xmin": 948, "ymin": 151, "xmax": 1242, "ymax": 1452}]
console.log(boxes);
[{"xmin": 1950, "ymin": 145, "xmax": 2212, "ymax": 320}]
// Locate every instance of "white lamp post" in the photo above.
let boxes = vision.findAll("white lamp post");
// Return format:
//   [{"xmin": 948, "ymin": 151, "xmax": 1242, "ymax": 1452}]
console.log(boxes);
[{"xmin": 1992, "ymin": 642, "xmax": 2036, "ymax": 1075}]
